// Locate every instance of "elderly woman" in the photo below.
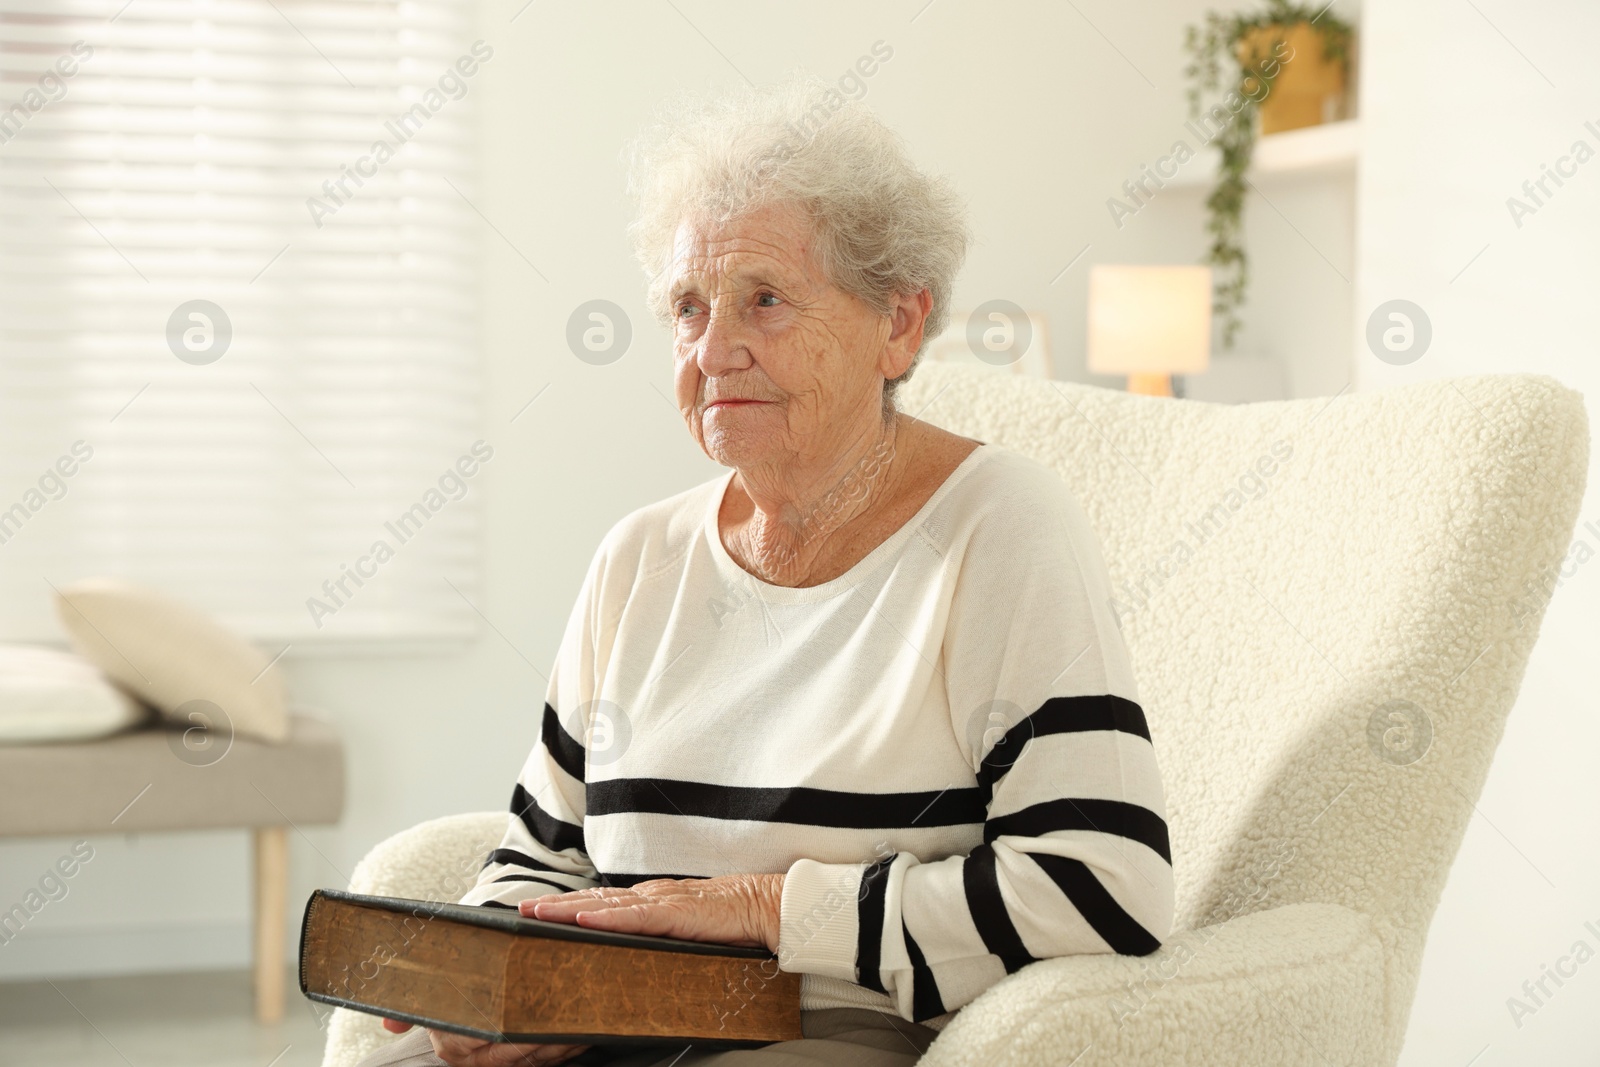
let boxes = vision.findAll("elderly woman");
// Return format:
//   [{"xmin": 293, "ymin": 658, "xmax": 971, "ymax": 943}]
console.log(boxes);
[{"xmin": 365, "ymin": 78, "xmax": 1172, "ymax": 1067}]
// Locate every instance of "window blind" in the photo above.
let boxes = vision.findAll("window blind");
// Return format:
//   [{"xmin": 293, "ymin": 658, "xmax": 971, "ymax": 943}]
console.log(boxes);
[{"xmin": 0, "ymin": 0, "xmax": 485, "ymax": 645}]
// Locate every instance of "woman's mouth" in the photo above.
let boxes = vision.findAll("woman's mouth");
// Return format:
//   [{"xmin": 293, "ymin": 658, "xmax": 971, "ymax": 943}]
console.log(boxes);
[{"xmin": 706, "ymin": 399, "xmax": 769, "ymax": 410}]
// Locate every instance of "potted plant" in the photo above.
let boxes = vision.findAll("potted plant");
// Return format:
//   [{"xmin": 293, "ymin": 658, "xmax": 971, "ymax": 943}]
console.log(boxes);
[{"xmin": 1184, "ymin": 1, "xmax": 1354, "ymax": 348}]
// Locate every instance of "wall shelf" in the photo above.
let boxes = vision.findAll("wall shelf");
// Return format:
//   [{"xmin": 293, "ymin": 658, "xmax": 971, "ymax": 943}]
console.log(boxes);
[{"xmin": 1168, "ymin": 119, "xmax": 1359, "ymax": 188}]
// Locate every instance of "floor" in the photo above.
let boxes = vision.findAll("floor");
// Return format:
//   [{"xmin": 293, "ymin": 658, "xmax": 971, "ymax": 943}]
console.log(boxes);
[{"xmin": 0, "ymin": 968, "xmax": 328, "ymax": 1067}]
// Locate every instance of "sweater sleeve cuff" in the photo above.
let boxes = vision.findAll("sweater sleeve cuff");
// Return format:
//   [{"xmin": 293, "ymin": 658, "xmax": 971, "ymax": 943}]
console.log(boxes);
[{"xmin": 778, "ymin": 858, "xmax": 866, "ymax": 982}]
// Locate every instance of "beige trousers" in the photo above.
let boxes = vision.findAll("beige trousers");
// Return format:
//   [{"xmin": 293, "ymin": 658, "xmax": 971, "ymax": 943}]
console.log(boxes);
[{"xmin": 352, "ymin": 1008, "xmax": 939, "ymax": 1066}]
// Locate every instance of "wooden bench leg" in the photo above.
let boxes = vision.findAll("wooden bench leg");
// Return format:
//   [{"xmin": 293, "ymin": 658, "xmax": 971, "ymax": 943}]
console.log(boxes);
[{"xmin": 253, "ymin": 825, "xmax": 289, "ymax": 1025}]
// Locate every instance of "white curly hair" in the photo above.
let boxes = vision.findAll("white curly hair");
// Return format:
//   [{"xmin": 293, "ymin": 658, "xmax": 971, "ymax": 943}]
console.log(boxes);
[{"xmin": 624, "ymin": 74, "xmax": 972, "ymax": 409}]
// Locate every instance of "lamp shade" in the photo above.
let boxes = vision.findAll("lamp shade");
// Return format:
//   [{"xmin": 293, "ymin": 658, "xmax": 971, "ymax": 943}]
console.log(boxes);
[{"xmin": 1086, "ymin": 265, "xmax": 1212, "ymax": 376}]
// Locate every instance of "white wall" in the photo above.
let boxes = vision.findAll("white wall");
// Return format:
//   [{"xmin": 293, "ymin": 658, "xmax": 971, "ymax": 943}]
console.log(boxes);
[{"xmin": 1356, "ymin": 2, "xmax": 1600, "ymax": 1065}]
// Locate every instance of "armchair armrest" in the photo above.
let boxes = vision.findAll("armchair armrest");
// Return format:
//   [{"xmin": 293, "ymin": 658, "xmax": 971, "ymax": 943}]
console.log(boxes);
[
  {"xmin": 919, "ymin": 902, "xmax": 1387, "ymax": 1067},
  {"xmin": 318, "ymin": 811, "xmax": 510, "ymax": 1067}
]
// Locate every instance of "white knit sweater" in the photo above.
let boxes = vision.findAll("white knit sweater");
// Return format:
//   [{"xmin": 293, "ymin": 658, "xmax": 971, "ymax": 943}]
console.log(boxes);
[{"xmin": 457, "ymin": 443, "xmax": 1175, "ymax": 1026}]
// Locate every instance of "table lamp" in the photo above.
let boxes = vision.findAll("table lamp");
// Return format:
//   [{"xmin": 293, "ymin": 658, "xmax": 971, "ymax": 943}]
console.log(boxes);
[{"xmin": 1087, "ymin": 265, "xmax": 1212, "ymax": 396}]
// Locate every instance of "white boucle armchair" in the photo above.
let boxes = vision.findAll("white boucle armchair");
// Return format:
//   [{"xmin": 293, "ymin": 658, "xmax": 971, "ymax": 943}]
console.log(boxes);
[{"xmin": 318, "ymin": 365, "xmax": 1589, "ymax": 1067}]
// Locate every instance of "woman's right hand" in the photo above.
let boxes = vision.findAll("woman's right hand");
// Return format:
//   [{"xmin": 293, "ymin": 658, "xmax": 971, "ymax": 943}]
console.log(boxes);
[{"xmin": 381, "ymin": 1017, "xmax": 591, "ymax": 1065}]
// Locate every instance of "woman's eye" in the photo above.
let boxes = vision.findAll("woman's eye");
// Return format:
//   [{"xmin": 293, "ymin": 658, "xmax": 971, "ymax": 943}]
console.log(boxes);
[
  {"xmin": 756, "ymin": 292, "xmax": 780, "ymax": 308},
  {"xmin": 677, "ymin": 301, "xmax": 700, "ymax": 318}
]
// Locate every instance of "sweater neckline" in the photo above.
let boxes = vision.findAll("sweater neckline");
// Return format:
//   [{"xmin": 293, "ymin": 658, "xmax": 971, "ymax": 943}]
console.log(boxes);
[{"xmin": 702, "ymin": 443, "xmax": 993, "ymax": 604}]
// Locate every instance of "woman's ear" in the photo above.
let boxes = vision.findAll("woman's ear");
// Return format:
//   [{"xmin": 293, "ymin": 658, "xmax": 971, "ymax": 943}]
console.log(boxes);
[{"xmin": 879, "ymin": 288, "xmax": 933, "ymax": 381}]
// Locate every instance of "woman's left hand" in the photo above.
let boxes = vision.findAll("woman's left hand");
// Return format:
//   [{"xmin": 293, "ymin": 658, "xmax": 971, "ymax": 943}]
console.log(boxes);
[
  {"xmin": 378, "ymin": 1018, "xmax": 588, "ymax": 1066},
  {"xmin": 521, "ymin": 873, "xmax": 785, "ymax": 953}
]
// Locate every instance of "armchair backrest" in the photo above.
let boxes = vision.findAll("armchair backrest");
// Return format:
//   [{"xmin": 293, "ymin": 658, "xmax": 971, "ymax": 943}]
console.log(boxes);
[{"xmin": 899, "ymin": 364, "xmax": 1587, "ymax": 1049}]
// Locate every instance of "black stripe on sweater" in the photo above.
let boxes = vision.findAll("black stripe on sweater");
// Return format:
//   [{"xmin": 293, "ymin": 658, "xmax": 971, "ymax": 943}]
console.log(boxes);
[
  {"xmin": 511, "ymin": 782, "xmax": 586, "ymax": 855},
  {"xmin": 903, "ymin": 921, "xmax": 947, "ymax": 1022},
  {"xmin": 489, "ymin": 874, "xmax": 578, "ymax": 894},
  {"xmin": 985, "ymin": 797, "xmax": 1171, "ymax": 864},
  {"xmin": 484, "ymin": 847, "xmax": 569, "ymax": 875},
  {"xmin": 587, "ymin": 778, "xmax": 986, "ymax": 829},
  {"xmin": 977, "ymin": 695, "xmax": 1151, "ymax": 792},
  {"xmin": 542, "ymin": 702, "xmax": 587, "ymax": 782},
  {"xmin": 961, "ymin": 844, "xmax": 1035, "ymax": 974},
  {"xmin": 1028, "ymin": 852, "xmax": 1161, "ymax": 956},
  {"xmin": 855, "ymin": 857, "xmax": 894, "ymax": 994}
]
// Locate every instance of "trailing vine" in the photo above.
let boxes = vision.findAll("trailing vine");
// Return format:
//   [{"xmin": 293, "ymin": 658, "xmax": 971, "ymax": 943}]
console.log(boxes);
[{"xmin": 1184, "ymin": 1, "xmax": 1353, "ymax": 349}]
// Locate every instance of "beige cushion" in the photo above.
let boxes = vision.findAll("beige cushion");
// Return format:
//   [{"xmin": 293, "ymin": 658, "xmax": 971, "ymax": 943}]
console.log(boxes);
[
  {"xmin": 53, "ymin": 577, "xmax": 290, "ymax": 743},
  {"xmin": 0, "ymin": 645, "xmax": 152, "ymax": 742}
]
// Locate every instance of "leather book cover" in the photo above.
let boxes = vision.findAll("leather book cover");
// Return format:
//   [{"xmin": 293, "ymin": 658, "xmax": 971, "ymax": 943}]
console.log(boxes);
[{"xmin": 299, "ymin": 888, "xmax": 803, "ymax": 1045}]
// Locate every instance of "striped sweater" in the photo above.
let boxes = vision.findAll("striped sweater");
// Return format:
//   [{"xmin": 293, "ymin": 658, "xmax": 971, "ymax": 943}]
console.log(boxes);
[{"xmin": 458, "ymin": 443, "xmax": 1175, "ymax": 1026}]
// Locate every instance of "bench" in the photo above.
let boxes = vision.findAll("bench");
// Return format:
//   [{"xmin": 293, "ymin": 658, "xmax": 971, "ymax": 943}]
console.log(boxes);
[{"xmin": 0, "ymin": 711, "xmax": 344, "ymax": 1023}]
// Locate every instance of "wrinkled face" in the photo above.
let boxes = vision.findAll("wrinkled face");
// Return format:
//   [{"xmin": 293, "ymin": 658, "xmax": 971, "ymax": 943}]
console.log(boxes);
[{"xmin": 668, "ymin": 201, "xmax": 892, "ymax": 471}]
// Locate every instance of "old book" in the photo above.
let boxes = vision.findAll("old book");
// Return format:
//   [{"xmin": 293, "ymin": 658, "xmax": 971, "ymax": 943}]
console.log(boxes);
[{"xmin": 299, "ymin": 888, "xmax": 804, "ymax": 1046}]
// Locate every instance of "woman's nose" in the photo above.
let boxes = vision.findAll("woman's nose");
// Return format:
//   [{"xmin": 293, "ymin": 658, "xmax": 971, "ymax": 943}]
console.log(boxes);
[{"xmin": 695, "ymin": 306, "xmax": 754, "ymax": 377}]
